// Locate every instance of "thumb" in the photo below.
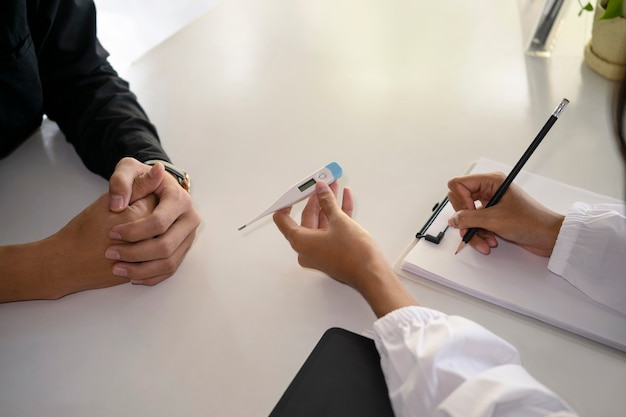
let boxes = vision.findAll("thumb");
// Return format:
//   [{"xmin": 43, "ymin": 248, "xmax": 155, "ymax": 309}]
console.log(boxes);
[
  {"xmin": 109, "ymin": 159, "xmax": 164, "ymax": 212},
  {"xmin": 129, "ymin": 163, "xmax": 166, "ymax": 204},
  {"xmin": 315, "ymin": 181, "xmax": 341, "ymax": 220}
]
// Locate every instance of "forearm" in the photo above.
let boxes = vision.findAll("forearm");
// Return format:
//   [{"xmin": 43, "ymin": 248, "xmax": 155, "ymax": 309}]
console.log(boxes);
[
  {"xmin": 354, "ymin": 260, "xmax": 418, "ymax": 318},
  {"xmin": 44, "ymin": 65, "xmax": 169, "ymax": 179},
  {"xmin": 0, "ymin": 238, "xmax": 64, "ymax": 302}
]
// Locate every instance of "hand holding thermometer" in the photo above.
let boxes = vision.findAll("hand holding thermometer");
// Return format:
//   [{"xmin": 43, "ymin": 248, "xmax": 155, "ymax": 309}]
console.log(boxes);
[{"xmin": 238, "ymin": 162, "xmax": 343, "ymax": 231}]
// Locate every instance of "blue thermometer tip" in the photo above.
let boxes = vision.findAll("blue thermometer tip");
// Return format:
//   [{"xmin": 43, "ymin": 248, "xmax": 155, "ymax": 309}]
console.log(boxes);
[{"xmin": 326, "ymin": 162, "xmax": 343, "ymax": 180}]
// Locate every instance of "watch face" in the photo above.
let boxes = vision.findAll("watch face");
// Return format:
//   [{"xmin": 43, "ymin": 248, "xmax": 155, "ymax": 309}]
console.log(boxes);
[
  {"xmin": 167, "ymin": 168, "xmax": 190, "ymax": 193},
  {"xmin": 180, "ymin": 174, "xmax": 191, "ymax": 193}
]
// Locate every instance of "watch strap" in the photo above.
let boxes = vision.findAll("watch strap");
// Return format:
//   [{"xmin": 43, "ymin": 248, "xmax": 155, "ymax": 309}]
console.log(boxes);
[{"xmin": 144, "ymin": 160, "xmax": 191, "ymax": 193}]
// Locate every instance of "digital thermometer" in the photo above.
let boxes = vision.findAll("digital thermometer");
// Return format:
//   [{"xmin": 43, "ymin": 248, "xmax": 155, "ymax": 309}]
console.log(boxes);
[{"xmin": 238, "ymin": 162, "xmax": 343, "ymax": 231}]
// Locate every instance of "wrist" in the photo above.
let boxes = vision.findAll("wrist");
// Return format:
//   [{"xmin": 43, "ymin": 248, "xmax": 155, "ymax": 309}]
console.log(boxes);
[
  {"xmin": 355, "ymin": 258, "xmax": 419, "ymax": 318},
  {"xmin": 545, "ymin": 213, "xmax": 565, "ymax": 255}
]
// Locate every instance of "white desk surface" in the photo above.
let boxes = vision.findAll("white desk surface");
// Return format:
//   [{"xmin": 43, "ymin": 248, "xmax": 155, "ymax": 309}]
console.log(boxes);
[{"xmin": 1, "ymin": 1, "xmax": 624, "ymax": 416}]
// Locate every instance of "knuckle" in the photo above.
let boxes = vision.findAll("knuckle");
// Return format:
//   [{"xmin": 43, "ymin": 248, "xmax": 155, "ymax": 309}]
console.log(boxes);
[
  {"xmin": 118, "ymin": 246, "xmax": 140, "ymax": 262},
  {"xmin": 297, "ymin": 255, "xmax": 309, "ymax": 268},
  {"xmin": 454, "ymin": 211, "xmax": 470, "ymax": 225},
  {"xmin": 447, "ymin": 176, "xmax": 460, "ymax": 188},
  {"xmin": 191, "ymin": 208, "xmax": 202, "ymax": 226},
  {"xmin": 115, "ymin": 157, "xmax": 133, "ymax": 171},
  {"xmin": 145, "ymin": 238, "xmax": 173, "ymax": 259},
  {"xmin": 152, "ymin": 216, "xmax": 170, "ymax": 235},
  {"xmin": 492, "ymin": 171, "xmax": 506, "ymax": 182},
  {"xmin": 159, "ymin": 238, "xmax": 178, "ymax": 258},
  {"xmin": 122, "ymin": 259, "xmax": 178, "ymax": 282},
  {"xmin": 163, "ymin": 257, "xmax": 179, "ymax": 274}
]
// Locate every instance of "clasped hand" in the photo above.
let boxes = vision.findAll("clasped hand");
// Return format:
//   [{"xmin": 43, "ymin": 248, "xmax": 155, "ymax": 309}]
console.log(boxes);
[
  {"xmin": 105, "ymin": 157, "xmax": 201, "ymax": 286},
  {"xmin": 0, "ymin": 158, "xmax": 200, "ymax": 302},
  {"xmin": 446, "ymin": 172, "xmax": 564, "ymax": 256}
]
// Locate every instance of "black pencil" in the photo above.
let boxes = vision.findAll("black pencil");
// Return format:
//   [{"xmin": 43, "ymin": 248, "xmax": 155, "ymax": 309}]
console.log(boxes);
[{"xmin": 455, "ymin": 98, "xmax": 569, "ymax": 255}]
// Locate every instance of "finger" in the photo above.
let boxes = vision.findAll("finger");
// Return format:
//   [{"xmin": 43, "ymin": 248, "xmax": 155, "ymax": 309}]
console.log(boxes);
[
  {"xmin": 452, "ymin": 218, "xmax": 498, "ymax": 255},
  {"xmin": 318, "ymin": 182, "xmax": 339, "ymax": 229},
  {"xmin": 108, "ymin": 157, "xmax": 150, "ymax": 212},
  {"xmin": 113, "ymin": 230, "xmax": 195, "ymax": 281},
  {"xmin": 447, "ymin": 207, "xmax": 495, "ymax": 233},
  {"xmin": 447, "ymin": 172, "xmax": 507, "ymax": 211},
  {"xmin": 447, "ymin": 176, "xmax": 479, "ymax": 211},
  {"xmin": 341, "ymin": 187, "xmax": 354, "ymax": 218},
  {"xmin": 447, "ymin": 190, "xmax": 466, "ymax": 213},
  {"xmin": 315, "ymin": 181, "xmax": 342, "ymax": 221},
  {"xmin": 468, "ymin": 230, "xmax": 498, "ymax": 255},
  {"xmin": 107, "ymin": 214, "xmax": 196, "ymax": 262},
  {"xmin": 129, "ymin": 163, "xmax": 166, "ymax": 205},
  {"xmin": 119, "ymin": 257, "xmax": 177, "ymax": 284},
  {"xmin": 107, "ymin": 194, "xmax": 159, "ymax": 242},
  {"xmin": 128, "ymin": 193, "xmax": 159, "ymax": 214},
  {"xmin": 131, "ymin": 274, "xmax": 170, "ymax": 286},
  {"xmin": 110, "ymin": 186, "xmax": 188, "ymax": 242},
  {"xmin": 273, "ymin": 207, "xmax": 322, "ymax": 255},
  {"xmin": 301, "ymin": 190, "xmax": 321, "ymax": 229},
  {"xmin": 469, "ymin": 236, "xmax": 493, "ymax": 255},
  {"xmin": 454, "ymin": 227, "xmax": 492, "ymax": 255},
  {"xmin": 273, "ymin": 207, "xmax": 298, "ymax": 239},
  {"xmin": 478, "ymin": 229, "xmax": 499, "ymax": 249}
]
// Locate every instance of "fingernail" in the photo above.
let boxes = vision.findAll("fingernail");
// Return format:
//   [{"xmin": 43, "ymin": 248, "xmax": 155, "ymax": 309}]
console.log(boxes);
[
  {"xmin": 105, "ymin": 249, "xmax": 120, "ymax": 260},
  {"xmin": 109, "ymin": 230, "xmax": 122, "ymax": 240},
  {"xmin": 131, "ymin": 279, "xmax": 143, "ymax": 285},
  {"xmin": 113, "ymin": 266, "xmax": 127, "ymax": 277},
  {"xmin": 110, "ymin": 195, "xmax": 124, "ymax": 211}
]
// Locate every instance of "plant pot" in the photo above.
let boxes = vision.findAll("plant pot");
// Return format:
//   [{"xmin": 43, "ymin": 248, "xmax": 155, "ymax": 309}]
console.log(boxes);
[{"xmin": 583, "ymin": 0, "xmax": 626, "ymax": 80}]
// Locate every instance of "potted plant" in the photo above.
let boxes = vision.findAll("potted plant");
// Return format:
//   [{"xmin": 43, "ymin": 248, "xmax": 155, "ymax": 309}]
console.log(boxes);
[{"xmin": 579, "ymin": 0, "xmax": 626, "ymax": 80}]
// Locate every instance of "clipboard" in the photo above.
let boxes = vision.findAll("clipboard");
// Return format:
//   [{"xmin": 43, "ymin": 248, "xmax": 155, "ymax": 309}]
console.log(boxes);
[
  {"xmin": 268, "ymin": 328, "xmax": 394, "ymax": 417},
  {"xmin": 396, "ymin": 157, "xmax": 626, "ymax": 352}
]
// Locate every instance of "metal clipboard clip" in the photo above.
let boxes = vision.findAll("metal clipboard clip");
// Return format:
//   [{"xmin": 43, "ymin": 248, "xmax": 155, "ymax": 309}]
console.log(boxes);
[{"xmin": 415, "ymin": 196, "xmax": 450, "ymax": 244}]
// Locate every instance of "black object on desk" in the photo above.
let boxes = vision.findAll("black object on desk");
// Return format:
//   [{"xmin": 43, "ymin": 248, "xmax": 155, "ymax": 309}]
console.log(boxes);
[
  {"xmin": 415, "ymin": 196, "xmax": 450, "ymax": 244},
  {"xmin": 268, "ymin": 328, "xmax": 395, "ymax": 417}
]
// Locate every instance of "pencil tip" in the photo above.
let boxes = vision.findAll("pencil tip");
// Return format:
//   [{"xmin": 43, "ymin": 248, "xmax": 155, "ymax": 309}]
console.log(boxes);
[
  {"xmin": 238, "ymin": 225, "xmax": 246, "ymax": 231},
  {"xmin": 454, "ymin": 241, "xmax": 465, "ymax": 255}
]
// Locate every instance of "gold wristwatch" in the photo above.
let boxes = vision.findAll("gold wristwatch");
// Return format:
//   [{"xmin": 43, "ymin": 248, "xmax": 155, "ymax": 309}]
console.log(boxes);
[{"xmin": 144, "ymin": 160, "xmax": 191, "ymax": 193}]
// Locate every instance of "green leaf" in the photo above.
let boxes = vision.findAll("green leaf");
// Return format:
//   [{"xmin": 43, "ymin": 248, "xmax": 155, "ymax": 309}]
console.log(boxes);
[
  {"xmin": 600, "ymin": 0, "xmax": 624, "ymax": 19},
  {"xmin": 577, "ymin": 0, "xmax": 594, "ymax": 16}
]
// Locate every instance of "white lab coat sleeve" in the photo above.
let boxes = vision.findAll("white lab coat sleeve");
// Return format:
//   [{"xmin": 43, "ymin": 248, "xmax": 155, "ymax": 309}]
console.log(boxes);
[
  {"xmin": 548, "ymin": 203, "xmax": 626, "ymax": 314},
  {"xmin": 372, "ymin": 306, "xmax": 577, "ymax": 417}
]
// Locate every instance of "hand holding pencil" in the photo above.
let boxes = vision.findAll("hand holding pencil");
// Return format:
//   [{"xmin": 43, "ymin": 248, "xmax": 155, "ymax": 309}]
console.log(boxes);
[
  {"xmin": 450, "ymin": 98, "xmax": 568, "ymax": 255},
  {"xmin": 446, "ymin": 172, "xmax": 565, "ymax": 257}
]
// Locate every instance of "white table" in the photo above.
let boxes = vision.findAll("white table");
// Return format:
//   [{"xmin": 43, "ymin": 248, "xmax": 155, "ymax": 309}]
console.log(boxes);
[{"xmin": 1, "ymin": 1, "xmax": 624, "ymax": 416}]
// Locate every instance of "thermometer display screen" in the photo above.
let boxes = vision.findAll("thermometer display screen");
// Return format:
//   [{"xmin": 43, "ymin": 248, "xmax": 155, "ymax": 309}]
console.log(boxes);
[{"xmin": 298, "ymin": 178, "xmax": 317, "ymax": 192}]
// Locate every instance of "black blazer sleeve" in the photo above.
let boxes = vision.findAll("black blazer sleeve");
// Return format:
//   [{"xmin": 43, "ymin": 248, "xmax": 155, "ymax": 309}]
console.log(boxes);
[{"xmin": 32, "ymin": 0, "xmax": 171, "ymax": 179}]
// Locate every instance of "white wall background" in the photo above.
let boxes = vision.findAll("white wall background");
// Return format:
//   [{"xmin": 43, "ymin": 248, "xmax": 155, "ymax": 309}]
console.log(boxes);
[{"xmin": 95, "ymin": 0, "xmax": 220, "ymax": 71}]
